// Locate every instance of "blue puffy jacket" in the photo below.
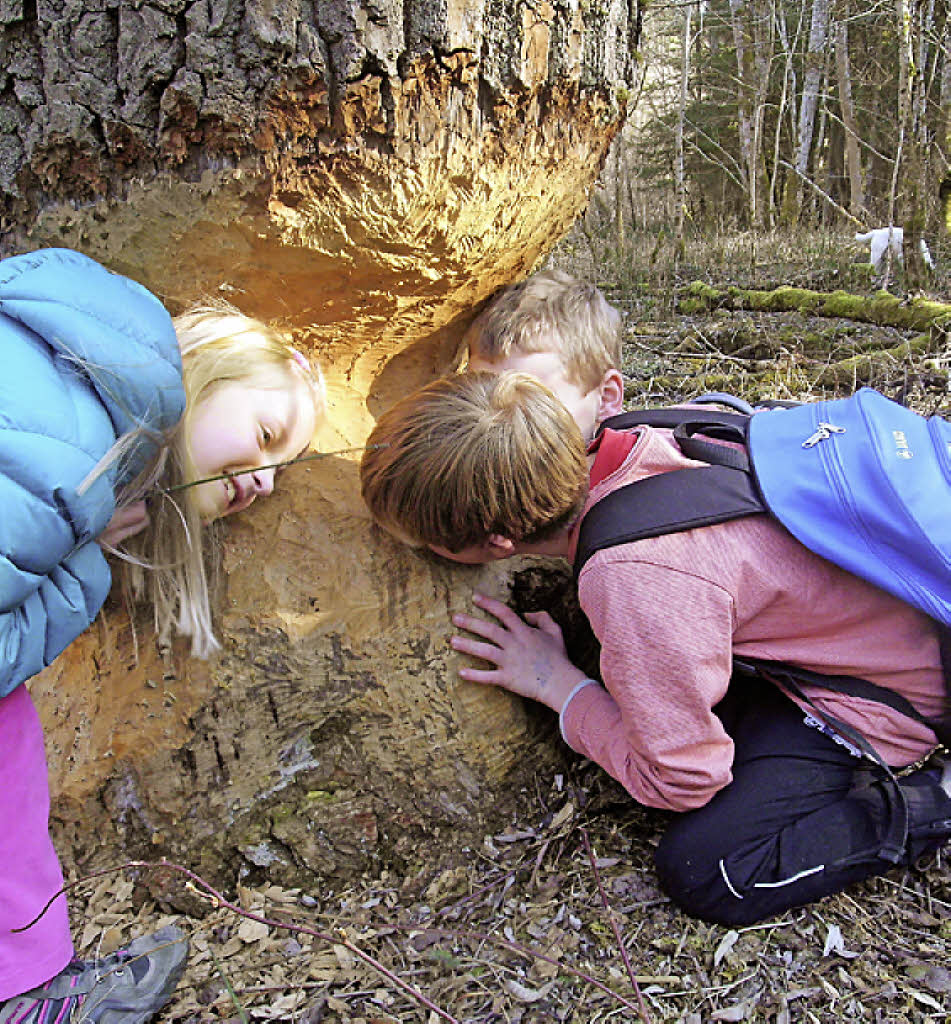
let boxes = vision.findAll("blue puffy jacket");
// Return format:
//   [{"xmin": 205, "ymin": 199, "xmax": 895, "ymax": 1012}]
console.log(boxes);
[{"xmin": 0, "ymin": 248, "xmax": 185, "ymax": 695}]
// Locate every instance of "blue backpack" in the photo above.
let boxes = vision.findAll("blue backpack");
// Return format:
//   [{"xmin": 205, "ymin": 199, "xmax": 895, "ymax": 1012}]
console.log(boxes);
[
  {"xmin": 575, "ymin": 387, "xmax": 951, "ymax": 756},
  {"xmin": 578, "ymin": 388, "xmax": 951, "ymax": 626}
]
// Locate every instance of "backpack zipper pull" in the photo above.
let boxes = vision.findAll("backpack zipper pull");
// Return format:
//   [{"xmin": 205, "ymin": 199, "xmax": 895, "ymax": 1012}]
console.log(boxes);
[{"xmin": 802, "ymin": 422, "xmax": 847, "ymax": 448}]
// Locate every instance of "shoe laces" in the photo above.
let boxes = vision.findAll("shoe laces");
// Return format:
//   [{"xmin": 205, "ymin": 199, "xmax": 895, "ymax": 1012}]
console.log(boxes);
[
  {"xmin": 6, "ymin": 942, "xmax": 162, "ymax": 1024},
  {"xmin": 27, "ymin": 950, "xmax": 137, "ymax": 1023},
  {"xmin": 6, "ymin": 976, "xmax": 84, "ymax": 1024}
]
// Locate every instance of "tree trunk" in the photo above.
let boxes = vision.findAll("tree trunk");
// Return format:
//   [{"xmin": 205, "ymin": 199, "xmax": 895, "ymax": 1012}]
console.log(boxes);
[
  {"xmin": 2, "ymin": 0, "xmax": 637, "ymax": 898},
  {"xmin": 943, "ymin": 11, "xmax": 951, "ymax": 234},
  {"xmin": 748, "ymin": 0, "xmax": 773, "ymax": 229},
  {"xmin": 674, "ymin": 2, "xmax": 693, "ymax": 246},
  {"xmin": 811, "ymin": 57, "xmax": 831, "ymax": 222},
  {"xmin": 894, "ymin": 0, "xmax": 931, "ymax": 287},
  {"xmin": 834, "ymin": 15, "xmax": 865, "ymax": 216},
  {"xmin": 783, "ymin": 0, "xmax": 831, "ymax": 224},
  {"xmin": 770, "ymin": 4, "xmax": 803, "ymax": 226},
  {"xmin": 728, "ymin": 0, "xmax": 759, "ymax": 226}
]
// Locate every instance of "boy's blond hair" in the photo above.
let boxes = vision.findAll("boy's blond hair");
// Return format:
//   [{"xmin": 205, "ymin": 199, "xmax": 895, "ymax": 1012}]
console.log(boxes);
[
  {"xmin": 464, "ymin": 269, "xmax": 622, "ymax": 392},
  {"xmin": 360, "ymin": 372, "xmax": 589, "ymax": 552}
]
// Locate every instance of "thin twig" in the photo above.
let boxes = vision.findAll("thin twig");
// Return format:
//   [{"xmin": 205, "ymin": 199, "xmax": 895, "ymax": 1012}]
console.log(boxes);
[
  {"xmin": 436, "ymin": 867, "xmax": 521, "ymax": 919},
  {"xmin": 16, "ymin": 860, "xmax": 461, "ymax": 1024},
  {"xmin": 778, "ymin": 160, "xmax": 864, "ymax": 227},
  {"xmin": 581, "ymin": 828, "xmax": 653, "ymax": 1024},
  {"xmin": 158, "ymin": 444, "xmax": 383, "ymax": 494},
  {"xmin": 393, "ymin": 922, "xmax": 647, "ymax": 1015}
]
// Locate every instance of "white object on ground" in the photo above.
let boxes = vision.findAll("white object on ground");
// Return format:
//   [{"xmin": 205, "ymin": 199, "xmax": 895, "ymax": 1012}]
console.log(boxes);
[{"xmin": 855, "ymin": 227, "xmax": 934, "ymax": 270}]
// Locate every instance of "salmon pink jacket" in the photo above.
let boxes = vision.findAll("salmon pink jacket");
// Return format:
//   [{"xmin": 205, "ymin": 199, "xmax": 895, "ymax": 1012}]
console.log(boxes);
[{"xmin": 561, "ymin": 425, "xmax": 944, "ymax": 812}]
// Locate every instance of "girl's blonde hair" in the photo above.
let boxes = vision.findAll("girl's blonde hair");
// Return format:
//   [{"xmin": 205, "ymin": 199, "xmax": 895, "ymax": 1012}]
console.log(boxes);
[
  {"xmin": 360, "ymin": 372, "xmax": 589, "ymax": 552},
  {"xmin": 114, "ymin": 302, "xmax": 325, "ymax": 657},
  {"xmin": 464, "ymin": 269, "xmax": 622, "ymax": 392}
]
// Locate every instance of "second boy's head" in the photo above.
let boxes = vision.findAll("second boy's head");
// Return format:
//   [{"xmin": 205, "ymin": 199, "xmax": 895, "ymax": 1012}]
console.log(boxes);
[
  {"xmin": 464, "ymin": 269, "xmax": 624, "ymax": 441},
  {"xmin": 360, "ymin": 372, "xmax": 590, "ymax": 564}
]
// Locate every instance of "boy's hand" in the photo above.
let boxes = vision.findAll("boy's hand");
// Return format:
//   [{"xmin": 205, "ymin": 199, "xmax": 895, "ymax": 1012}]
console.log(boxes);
[
  {"xmin": 451, "ymin": 592, "xmax": 588, "ymax": 712},
  {"xmin": 97, "ymin": 501, "xmax": 149, "ymax": 548}
]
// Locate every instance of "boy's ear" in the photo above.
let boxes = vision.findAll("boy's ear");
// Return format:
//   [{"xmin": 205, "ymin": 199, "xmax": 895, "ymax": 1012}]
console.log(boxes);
[
  {"xmin": 486, "ymin": 534, "xmax": 517, "ymax": 558},
  {"xmin": 596, "ymin": 369, "xmax": 625, "ymax": 421}
]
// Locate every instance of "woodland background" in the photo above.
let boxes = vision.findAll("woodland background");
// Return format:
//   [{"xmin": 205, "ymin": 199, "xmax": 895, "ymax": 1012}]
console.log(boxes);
[
  {"xmin": 590, "ymin": 0, "xmax": 949, "ymax": 284},
  {"xmin": 47, "ymin": 0, "xmax": 951, "ymax": 1021}
]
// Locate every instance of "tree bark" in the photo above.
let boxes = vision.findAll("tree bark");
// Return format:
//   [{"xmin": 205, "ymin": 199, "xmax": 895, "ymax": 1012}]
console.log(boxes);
[
  {"xmin": 674, "ymin": 1, "xmax": 693, "ymax": 246},
  {"xmin": 783, "ymin": 0, "xmax": 831, "ymax": 224},
  {"xmin": 1, "ymin": 0, "xmax": 638, "ymax": 897},
  {"xmin": 834, "ymin": 15, "xmax": 865, "ymax": 216},
  {"xmin": 894, "ymin": 0, "xmax": 931, "ymax": 287}
]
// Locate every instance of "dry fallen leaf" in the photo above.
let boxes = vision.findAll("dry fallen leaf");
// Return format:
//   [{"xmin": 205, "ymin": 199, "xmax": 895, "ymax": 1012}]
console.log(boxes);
[
  {"xmin": 713, "ymin": 928, "xmax": 739, "ymax": 968},
  {"xmin": 908, "ymin": 988, "xmax": 946, "ymax": 1012},
  {"xmin": 503, "ymin": 978, "xmax": 555, "ymax": 1003},
  {"xmin": 710, "ymin": 1001, "xmax": 748, "ymax": 1021},
  {"xmin": 237, "ymin": 917, "xmax": 270, "ymax": 943}
]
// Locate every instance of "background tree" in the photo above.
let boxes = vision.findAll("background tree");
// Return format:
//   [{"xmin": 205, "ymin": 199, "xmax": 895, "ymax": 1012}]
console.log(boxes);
[
  {"xmin": 675, "ymin": 0, "xmax": 696, "ymax": 247},
  {"xmin": 782, "ymin": 0, "xmax": 831, "ymax": 223},
  {"xmin": 594, "ymin": 0, "xmax": 948, "ymax": 248},
  {"xmin": 897, "ymin": 0, "xmax": 946, "ymax": 285},
  {"xmin": 833, "ymin": 9, "xmax": 865, "ymax": 218}
]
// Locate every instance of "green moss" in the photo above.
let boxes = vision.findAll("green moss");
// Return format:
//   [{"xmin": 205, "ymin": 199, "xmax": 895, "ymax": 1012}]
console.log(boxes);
[
  {"xmin": 684, "ymin": 280, "xmax": 720, "ymax": 301},
  {"xmin": 819, "ymin": 290, "xmax": 858, "ymax": 317},
  {"xmin": 676, "ymin": 282, "xmax": 951, "ymax": 333},
  {"xmin": 428, "ymin": 949, "xmax": 464, "ymax": 970},
  {"xmin": 912, "ymin": 298, "xmax": 951, "ymax": 321},
  {"xmin": 269, "ymin": 803, "xmax": 298, "ymax": 825},
  {"xmin": 305, "ymin": 789, "xmax": 339, "ymax": 802},
  {"xmin": 769, "ymin": 286, "xmax": 821, "ymax": 312}
]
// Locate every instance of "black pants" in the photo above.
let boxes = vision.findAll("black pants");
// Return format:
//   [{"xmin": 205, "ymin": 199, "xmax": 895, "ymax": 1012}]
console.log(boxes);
[{"xmin": 654, "ymin": 674, "xmax": 951, "ymax": 926}]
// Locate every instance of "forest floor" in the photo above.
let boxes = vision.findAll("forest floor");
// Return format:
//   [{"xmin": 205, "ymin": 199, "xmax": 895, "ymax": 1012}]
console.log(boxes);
[{"xmin": 77, "ymin": 228, "xmax": 951, "ymax": 1023}]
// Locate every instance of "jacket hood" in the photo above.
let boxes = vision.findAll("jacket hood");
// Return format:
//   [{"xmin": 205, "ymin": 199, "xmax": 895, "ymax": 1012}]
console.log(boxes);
[{"xmin": 0, "ymin": 248, "xmax": 184, "ymax": 446}]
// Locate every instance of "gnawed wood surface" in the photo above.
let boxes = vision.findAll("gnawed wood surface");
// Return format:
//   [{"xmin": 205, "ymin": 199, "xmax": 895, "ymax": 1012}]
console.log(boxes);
[{"xmin": 4, "ymin": 0, "xmax": 638, "ymax": 892}]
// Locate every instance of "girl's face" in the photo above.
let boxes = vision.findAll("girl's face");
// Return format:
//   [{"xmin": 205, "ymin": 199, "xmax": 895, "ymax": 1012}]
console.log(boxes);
[{"xmin": 185, "ymin": 372, "xmax": 318, "ymax": 522}]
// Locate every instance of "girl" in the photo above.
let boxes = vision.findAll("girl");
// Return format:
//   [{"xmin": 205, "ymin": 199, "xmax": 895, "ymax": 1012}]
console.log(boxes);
[{"xmin": 0, "ymin": 248, "xmax": 324, "ymax": 1023}]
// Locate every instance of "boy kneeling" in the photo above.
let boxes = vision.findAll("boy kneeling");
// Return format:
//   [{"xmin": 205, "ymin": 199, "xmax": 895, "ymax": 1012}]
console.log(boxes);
[{"xmin": 360, "ymin": 371, "xmax": 951, "ymax": 926}]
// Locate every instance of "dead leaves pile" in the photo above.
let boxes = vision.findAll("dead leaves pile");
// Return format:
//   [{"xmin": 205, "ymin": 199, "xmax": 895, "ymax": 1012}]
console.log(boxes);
[{"xmin": 66, "ymin": 766, "xmax": 951, "ymax": 1023}]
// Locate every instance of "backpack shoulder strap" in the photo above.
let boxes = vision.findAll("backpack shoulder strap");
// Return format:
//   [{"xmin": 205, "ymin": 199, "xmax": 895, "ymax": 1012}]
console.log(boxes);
[
  {"xmin": 599, "ymin": 408, "xmax": 752, "ymax": 471},
  {"xmin": 573, "ymin": 464, "xmax": 767, "ymax": 577},
  {"xmin": 672, "ymin": 421, "xmax": 750, "ymax": 470},
  {"xmin": 599, "ymin": 407, "xmax": 750, "ymax": 433},
  {"xmin": 740, "ymin": 661, "xmax": 911, "ymax": 862}
]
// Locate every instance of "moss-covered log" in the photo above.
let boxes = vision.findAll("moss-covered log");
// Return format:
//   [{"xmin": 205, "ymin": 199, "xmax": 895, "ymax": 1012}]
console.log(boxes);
[{"xmin": 680, "ymin": 282, "xmax": 951, "ymax": 333}]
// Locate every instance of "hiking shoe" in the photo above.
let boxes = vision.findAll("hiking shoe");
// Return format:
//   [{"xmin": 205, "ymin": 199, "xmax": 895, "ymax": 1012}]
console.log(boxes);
[{"xmin": 0, "ymin": 925, "xmax": 188, "ymax": 1023}]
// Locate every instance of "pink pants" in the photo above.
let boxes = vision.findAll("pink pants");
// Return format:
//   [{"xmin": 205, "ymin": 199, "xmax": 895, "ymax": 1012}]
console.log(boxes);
[{"xmin": 0, "ymin": 686, "xmax": 73, "ymax": 998}]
